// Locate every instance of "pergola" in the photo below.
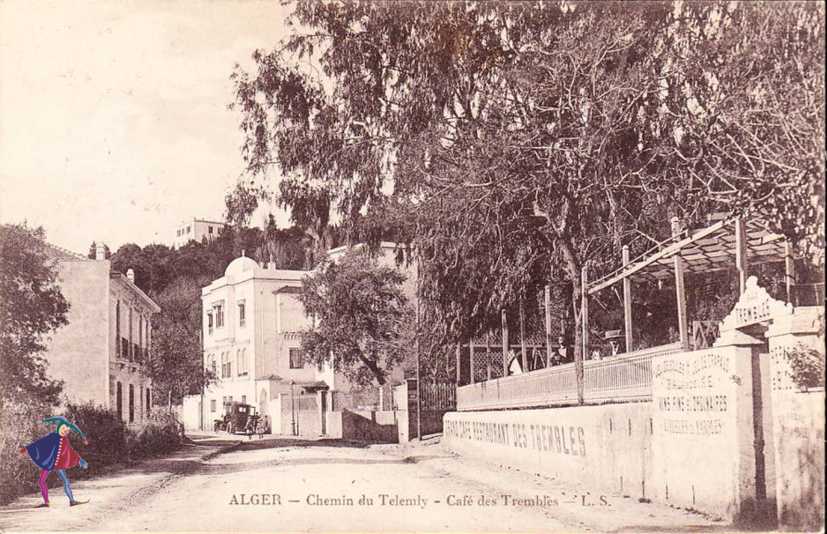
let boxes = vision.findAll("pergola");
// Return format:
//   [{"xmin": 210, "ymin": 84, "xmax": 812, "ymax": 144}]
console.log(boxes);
[{"xmin": 581, "ymin": 214, "xmax": 795, "ymax": 354}]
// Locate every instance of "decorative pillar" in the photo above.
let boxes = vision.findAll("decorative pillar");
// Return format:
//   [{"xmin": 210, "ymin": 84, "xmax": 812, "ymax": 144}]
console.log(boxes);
[
  {"xmin": 652, "ymin": 276, "xmax": 780, "ymax": 523},
  {"xmin": 765, "ymin": 305, "xmax": 824, "ymax": 530}
]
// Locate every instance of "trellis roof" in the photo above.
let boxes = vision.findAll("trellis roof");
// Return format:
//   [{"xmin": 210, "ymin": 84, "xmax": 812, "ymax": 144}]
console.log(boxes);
[{"xmin": 587, "ymin": 216, "xmax": 789, "ymax": 295}]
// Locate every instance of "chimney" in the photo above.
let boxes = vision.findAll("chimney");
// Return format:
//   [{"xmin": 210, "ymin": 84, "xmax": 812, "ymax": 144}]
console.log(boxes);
[
  {"xmin": 95, "ymin": 242, "xmax": 106, "ymax": 260},
  {"xmin": 127, "ymin": 268, "xmax": 135, "ymax": 283}
]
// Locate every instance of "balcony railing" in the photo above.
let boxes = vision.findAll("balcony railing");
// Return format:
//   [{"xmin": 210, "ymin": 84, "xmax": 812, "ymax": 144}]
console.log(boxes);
[{"xmin": 457, "ymin": 342, "xmax": 683, "ymax": 411}]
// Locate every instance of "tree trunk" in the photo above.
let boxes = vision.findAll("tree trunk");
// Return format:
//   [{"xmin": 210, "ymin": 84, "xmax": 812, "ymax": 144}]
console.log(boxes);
[
  {"xmin": 558, "ymin": 235, "xmax": 584, "ymax": 405},
  {"xmin": 357, "ymin": 350, "xmax": 387, "ymax": 386}
]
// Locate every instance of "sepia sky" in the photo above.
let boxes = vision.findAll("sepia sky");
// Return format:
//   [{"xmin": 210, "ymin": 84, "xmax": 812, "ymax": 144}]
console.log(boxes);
[{"xmin": 0, "ymin": 1, "xmax": 292, "ymax": 253}]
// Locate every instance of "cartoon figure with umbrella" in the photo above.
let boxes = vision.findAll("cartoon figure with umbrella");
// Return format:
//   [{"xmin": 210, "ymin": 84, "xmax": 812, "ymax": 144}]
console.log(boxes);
[{"xmin": 19, "ymin": 415, "xmax": 90, "ymax": 508}]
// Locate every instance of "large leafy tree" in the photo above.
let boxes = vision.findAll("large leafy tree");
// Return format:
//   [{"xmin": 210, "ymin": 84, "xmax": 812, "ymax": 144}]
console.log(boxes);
[
  {"xmin": 148, "ymin": 277, "xmax": 215, "ymax": 404},
  {"xmin": 233, "ymin": 1, "xmax": 824, "ymax": 382},
  {"xmin": 299, "ymin": 249, "xmax": 413, "ymax": 386},
  {"xmin": 0, "ymin": 223, "xmax": 69, "ymax": 404}
]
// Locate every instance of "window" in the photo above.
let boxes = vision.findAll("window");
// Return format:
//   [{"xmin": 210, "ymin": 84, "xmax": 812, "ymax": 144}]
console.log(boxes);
[
  {"xmin": 289, "ymin": 348, "xmax": 304, "ymax": 369},
  {"xmin": 210, "ymin": 399, "xmax": 216, "ymax": 413},
  {"xmin": 238, "ymin": 302, "xmax": 246, "ymax": 327},
  {"xmin": 146, "ymin": 388, "xmax": 151, "ymax": 417},
  {"xmin": 214, "ymin": 303, "xmax": 224, "ymax": 328},
  {"xmin": 129, "ymin": 384, "xmax": 135, "ymax": 423},
  {"xmin": 116, "ymin": 382, "xmax": 123, "ymax": 420},
  {"xmin": 208, "ymin": 226, "xmax": 214, "ymax": 234},
  {"xmin": 221, "ymin": 352, "xmax": 231, "ymax": 378},
  {"xmin": 187, "ymin": 225, "xmax": 191, "ymax": 234},
  {"xmin": 209, "ymin": 354, "xmax": 217, "ymax": 376},
  {"xmin": 237, "ymin": 348, "xmax": 248, "ymax": 376},
  {"xmin": 207, "ymin": 312, "xmax": 214, "ymax": 334}
]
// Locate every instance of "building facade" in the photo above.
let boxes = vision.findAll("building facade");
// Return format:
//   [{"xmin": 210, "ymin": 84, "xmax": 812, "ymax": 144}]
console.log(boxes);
[
  {"xmin": 183, "ymin": 243, "xmax": 414, "ymax": 433},
  {"xmin": 173, "ymin": 218, "xmax": 226, "ymax": 248},
  {"xmin": 193, "ymin": 255, "xmax": 351, "ymax": 432},
  {"xmin": 44, "ymin": 243, "xmax": 160, "ymax": 426}
]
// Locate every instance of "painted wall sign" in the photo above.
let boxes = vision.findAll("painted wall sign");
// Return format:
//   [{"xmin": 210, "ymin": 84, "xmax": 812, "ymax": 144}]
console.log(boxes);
[
  {"xmin": 718, "ymin": 275, "xmax": 791, "ymax": 332},
  {"xmin": 444, "ymin": 418, "xmax": 586, "ymax": 457}
]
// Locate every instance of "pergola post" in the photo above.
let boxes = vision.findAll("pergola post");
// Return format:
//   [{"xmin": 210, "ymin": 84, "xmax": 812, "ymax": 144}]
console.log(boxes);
[
  {"xmin": 735, "ymin": 216, "xmax": 749, "ymax": 295},
  {"xmin": 581, "ymin": 266, "xmax": 589, "ymax": 358},
  {"xmin": 455, "ymin": 343, "xmax": 461, "ymax": 385},
  {"xmin": 501, "ymin": 308, "xmax": 509, "ymax": 377},
  {"xmin": 622, "ymin": 245, "xmax": 634, "ymax": 353},
  {"xmin": 579, "ymin": 265, "xmax": 588, "ymax": 405},
  {"xmin": 519, "ymin": 297, "xmax": 528, "ymax": 372},
  {"xmin": 486, "ymin": 333, "xmax": 492, "ymax": 381},
  {"xmin": 784, "ymin": 240, "xmax": 796, "ymax": 304},
  {"xmin": 671, "ymin": 217, "xmax": 689, "ymax": 350},
  {"xmin": 469, "ymin": 339, "xmax": 476, "ymax": 384},
  {"xmin": 544, "ymin": 285, "xmax": 552, "ymax": 367}
]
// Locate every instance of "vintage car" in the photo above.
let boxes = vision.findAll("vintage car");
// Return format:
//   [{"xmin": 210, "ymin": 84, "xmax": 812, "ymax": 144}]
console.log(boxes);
[
  {"xmin": 213, "ymin": 402, "xmax": 270, "ymax": 436},
  {"xmin": 213, "ymin": 401, "xmax": 252, "ymax": 434}
]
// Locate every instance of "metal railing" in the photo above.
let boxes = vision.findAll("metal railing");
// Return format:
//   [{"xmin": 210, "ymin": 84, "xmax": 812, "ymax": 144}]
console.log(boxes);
[{"xmin": 457, "ymin": 342, "xmax": 683, "ymax": 411}]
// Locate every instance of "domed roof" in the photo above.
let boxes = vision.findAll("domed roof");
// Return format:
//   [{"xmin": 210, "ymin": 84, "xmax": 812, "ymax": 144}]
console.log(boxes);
[{"xmin": 225, "ymin": 255, "xmax": 258, "ymax": 277}]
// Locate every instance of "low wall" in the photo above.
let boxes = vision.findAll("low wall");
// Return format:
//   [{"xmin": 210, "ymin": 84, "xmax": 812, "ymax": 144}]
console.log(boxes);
[
  {"xmin": 280, "ymin": 393, "xmax": 321, "ymax": 437},
  {"xmin": 325, "ymin": 410, "xmax": 399, "ymax": 443},
  {"xmin": 181, "ymin": 395, "xmax": 201, "ymax": 431},
  {"xmin": 772, "ymin": 389, "xmax": 825, "ymax": 530},
  {"xmin": 444, "ymin": 343, "xmax": 775, "ymax": 523},
  {"xmin": 443, "ymin": 403, "xmax": 654, "ymax": 498}
]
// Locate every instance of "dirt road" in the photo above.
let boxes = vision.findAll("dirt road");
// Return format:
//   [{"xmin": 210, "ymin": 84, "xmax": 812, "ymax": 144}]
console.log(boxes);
[{"xmin": 1, "ymin": 435, "xmax": 728, "ymax": 532}]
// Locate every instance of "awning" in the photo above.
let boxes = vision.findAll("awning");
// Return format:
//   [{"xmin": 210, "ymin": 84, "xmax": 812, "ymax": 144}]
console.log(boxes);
[{"xmin": 587, "ymin": 216, "xmax": 789, "ymax": 295}]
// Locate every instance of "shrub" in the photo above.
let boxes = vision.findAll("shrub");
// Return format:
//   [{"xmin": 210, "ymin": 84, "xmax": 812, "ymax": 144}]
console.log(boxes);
[
  {"xmin": 0, "ymin": 397, "xmax": 53, "ymax": 505},
  {"xmin": 65, "ymin": 403, "xmax": 183, "ymax": 465},
  {"xmin": 0, "ymin": 402, "xmax": 184, "ymax": 505},
  {"xmin": 64, "ymin": 402, "xmax": 128, "ymax": 474},
  {"xmin": 787, "ymin": 344, "xmax": 826, "ymax": 390},
  {"xmin": 127, "ymin": 422, "xmax": 182, "ymax": 461},
  {"xmin": 786, "ymin": 314, "xmax": 826, "ymax": 391}
]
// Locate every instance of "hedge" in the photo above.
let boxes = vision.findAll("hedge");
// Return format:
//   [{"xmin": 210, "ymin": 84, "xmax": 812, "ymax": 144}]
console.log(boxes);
[{"xmin": 0, "ymin": 401, "xmax": 184, "ymax": 505}]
